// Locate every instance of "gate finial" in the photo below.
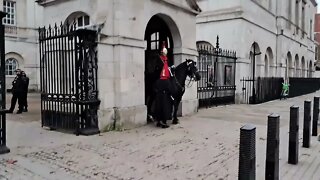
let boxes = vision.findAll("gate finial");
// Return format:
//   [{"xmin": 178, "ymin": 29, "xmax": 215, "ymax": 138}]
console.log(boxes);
[{"xmin": 216, "ymin": 35, "xmax": 220, "ymax": 49}]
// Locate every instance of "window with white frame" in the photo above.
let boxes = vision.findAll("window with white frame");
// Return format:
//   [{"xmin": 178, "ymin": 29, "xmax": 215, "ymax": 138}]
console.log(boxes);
[
  {"xmin": 3, "ymin": 1, "xmax": 16, "ymax": 26},
  {"xmin": 150, "ymin": 32, "xmax": 159, "ymax": 50},
  {"xmin": 5, "ymin": 58, "xmax": 18, "ymax": 75},
  {"xmin": 76, "ymin": 15, "xmax": 90, "ymax": 28}
]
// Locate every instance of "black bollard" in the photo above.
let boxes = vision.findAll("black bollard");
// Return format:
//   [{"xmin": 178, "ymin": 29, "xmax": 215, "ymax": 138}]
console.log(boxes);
[
  {"xmin": 303, "ymin": 100, "xmax": 311, "ymax": 148},
  {"xmin": 288, "ymin": 106, "xmax": 299, "ymax": 164},
  {"xmin": 265, "ymin": 114, "xmax": 280, "ymax": 180},
  {"xmin": 239, "ymin": 124, "xmax": 256, "ymax": 180},
  {"xmin": 312, "ymin": 97, "xmax": 319, "ymax": 136}
]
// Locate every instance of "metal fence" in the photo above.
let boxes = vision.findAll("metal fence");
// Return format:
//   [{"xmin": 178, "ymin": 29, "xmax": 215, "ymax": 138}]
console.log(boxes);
[
  {"xmin": 288, "ymin": 78, "xmax": 320, "ymax": 98},
  {"xmin": 197, "ymin": 37, "xmax": 237, "ymax": 108},
  {"xmin": 39, "ymin": 23, "xmax": 100, "ymax": 135},
  {"xmin": 0, "ymin": 12, "xmax": 9, "ymax": 154},
  {"xmin": 241, "ymin": 77, "xmax": 283, "ymax": 104}
]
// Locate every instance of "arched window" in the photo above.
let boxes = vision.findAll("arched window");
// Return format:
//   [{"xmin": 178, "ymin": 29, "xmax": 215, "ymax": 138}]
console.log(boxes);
[
  {"xmin": 65, "ymin": 12, "xmax": 90, "ymax": 29},
  {"xmin": 5, "ymin": 58, "xmax": 18, "ymax": 75}
]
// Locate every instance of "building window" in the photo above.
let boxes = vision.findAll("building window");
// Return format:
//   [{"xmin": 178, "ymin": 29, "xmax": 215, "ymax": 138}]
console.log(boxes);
[
  {"xmin": 301, "ymin": 3, "xmax": 305, "ymax": 34},
  {"xmin": 287, "ymin": 0, "xmax": 292, "ymax": 28},
  {"xmin": 150, "ymin": 32, "xmax": 159, "ymax": 50},
  {"xmin": 310, "ymin": 20, "xmax": 313, "ymax": 39},
  {"xmin": 68, "ymin": 15, "xmax": 90, "ymax": 29},
  {"xmin": 295, "ymin": 0, "xmax": 299, "ymax": 33},
  {"xmin": 76, "ymin": 15, "xmax": 90, "ymax": 28},
  {"xmin": 5, "ymin": 58, "xmax": 18, "ymax": 75},
  {"xmin": 3, "ymin": 1, "xmax": 16, "ymax": 26}
]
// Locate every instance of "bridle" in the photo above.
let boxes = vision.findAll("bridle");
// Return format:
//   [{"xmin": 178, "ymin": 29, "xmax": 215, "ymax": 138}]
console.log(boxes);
[
  {"xmin": 174, "ymin": 61, "xmax": 199, "ymax": 90},
  {"xmin": 185, "ymin": 61, "xmax": 199, "ymax": 88}
]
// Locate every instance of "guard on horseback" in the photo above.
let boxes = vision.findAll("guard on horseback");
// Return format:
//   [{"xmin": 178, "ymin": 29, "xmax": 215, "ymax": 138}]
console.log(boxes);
[{"xmin": 154, "ymin": 42, "xmax": 175, "ymax": 128}]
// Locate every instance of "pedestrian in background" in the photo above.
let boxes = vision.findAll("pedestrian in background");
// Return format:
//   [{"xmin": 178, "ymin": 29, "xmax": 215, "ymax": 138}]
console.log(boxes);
[
  {"xmin": 8, "ymin": 69, "xmax": 25, "ymax": 114},
  {"xmin": 21, "ymin": 71, "xmax": 29, "ymax": 112}
]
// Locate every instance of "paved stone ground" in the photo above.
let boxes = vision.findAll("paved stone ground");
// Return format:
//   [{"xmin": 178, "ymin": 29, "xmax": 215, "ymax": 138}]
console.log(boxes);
[{"xmin": 1, "ymin": 93, "xmax": 320, "ymax": 180}]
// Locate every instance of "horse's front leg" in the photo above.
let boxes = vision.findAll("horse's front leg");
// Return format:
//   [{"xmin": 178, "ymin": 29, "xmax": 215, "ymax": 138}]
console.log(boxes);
[{"xmin": 172, "ymin": 97, "xmax": 181, "ymax": 124}]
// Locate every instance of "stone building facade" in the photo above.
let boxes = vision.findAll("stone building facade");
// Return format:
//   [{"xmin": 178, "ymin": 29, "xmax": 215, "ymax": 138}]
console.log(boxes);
[
  {"xmin": 36, "ymin": 0, "xmax": 201, "ymax": 130},
  {"xmin": 196, "ymin": 0, "xmax": 317, "ymax": 103},
  {"xmin": 315, "ymin": 13, "xmax": 320, "ymax": 71},
  {"xmin": 2, "ymin": 0, "xmax": 42, "ymax": 91}
]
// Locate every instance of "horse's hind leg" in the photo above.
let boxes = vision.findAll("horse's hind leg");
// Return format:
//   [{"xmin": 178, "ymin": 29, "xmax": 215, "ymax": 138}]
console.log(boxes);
[{"xmin": 147, "ymin": 93, "xmax": 155, "ymax": 122}]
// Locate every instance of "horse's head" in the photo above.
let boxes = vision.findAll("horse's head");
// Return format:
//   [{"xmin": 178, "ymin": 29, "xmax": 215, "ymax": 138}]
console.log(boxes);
[{"xmin": 185, "ymin": 59, "xmax": 201, "ymax": 81}]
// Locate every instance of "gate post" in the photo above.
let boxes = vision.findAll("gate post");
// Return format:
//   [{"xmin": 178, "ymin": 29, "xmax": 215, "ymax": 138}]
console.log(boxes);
[
  {"xmin": 312, "ymin": 96, "xmax": 319, "ymax": 136},
  {"xmin": 303, "ymin": 100, "xmax": 311, "ymax": 148},
  {"xmin": 288, "ymin": 106, "xmax": 299, "ymax": 164},
  {"xmin": 265, "ymin": 114, "xmax": 280, "ymax": 180},
  {"xmin": 238, "ymin": 124, "xmax": 256, "ymax": 180},
  {"xmin": 0, "ymin": 11, "xmax": 10, "ymax": 154}
]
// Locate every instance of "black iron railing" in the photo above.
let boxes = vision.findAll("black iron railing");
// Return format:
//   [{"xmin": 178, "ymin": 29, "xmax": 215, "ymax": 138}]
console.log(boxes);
[
  {"xmin": 197, "ymin": 36, "xmax": 237, "ymax": 108},
  {"xmin": 241, "ymin": 77, "xmax": 283, "ymax": 104},
  {"xmin": 288, "ymin": 78, "xmax": 320, "ymax": 98},
  {"xmin": 39, "ymin": 24, "xmax": 100, "ymax": 135}
]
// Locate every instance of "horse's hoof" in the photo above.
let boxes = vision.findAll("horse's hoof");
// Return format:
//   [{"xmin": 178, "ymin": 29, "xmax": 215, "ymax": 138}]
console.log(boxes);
[
  {"xmin": 157, "ymin": 122, "xmax": 169, "ymax": 128},
  {"xmin": 172, "ymin": 119, "xmax": 179, "ymax": 124},
  {"xmin": 161, "ymin": 124, "xmax": 169, "ymax": 128}
]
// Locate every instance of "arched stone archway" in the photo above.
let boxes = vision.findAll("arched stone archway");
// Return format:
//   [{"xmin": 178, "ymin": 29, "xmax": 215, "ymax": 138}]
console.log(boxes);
[
  {"xmin": 144, "ymin": 14, "xmax": 181, "ymax": 116},
  {"xmin": 308, "ymin": 61, "xmax": 313, "ymax": 77},
  {"xmin": 294, "ymin": 54, "xmax": 299, "ymax": 77},
  {"xmin": 266, "ymin": 47, "xmax": 274, "ymax": 77},
  {"xmin": 287, "ymin": 52, "xmax": 293, "ymax": 78},
  {"xmin": 264, "ymin": 54, "xmax": 268, "ymax": 77},
  {"xmin": 301, "ymin": 57, "xmax": 306, "ymax": 77},
  {"xmin": 250, "ymin": 42, "xmax": 261, "ymax": 77}
]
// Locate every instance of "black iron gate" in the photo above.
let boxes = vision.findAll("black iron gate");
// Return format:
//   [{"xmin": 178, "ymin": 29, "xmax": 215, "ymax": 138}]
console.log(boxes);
[
  {"xmin": 241, "ymin": 77, "xmax": 283, "ymax": 104},
  {"xmin": 197, "ymin": 37, "xmax": 237, "ymax": 108},
  {"xmin": 39, "ymin": 24, "xmax": 100, "ymax": 135},
  {"xmin": 0, "ymin": 11, "xmax": 9, "ymax": 154}
]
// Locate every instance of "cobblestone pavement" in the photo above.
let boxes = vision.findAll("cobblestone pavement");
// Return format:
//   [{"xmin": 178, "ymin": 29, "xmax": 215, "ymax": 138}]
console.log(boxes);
[{"xmin": 1, "ymin": 93, "xmax": 320, "ymax": 179}]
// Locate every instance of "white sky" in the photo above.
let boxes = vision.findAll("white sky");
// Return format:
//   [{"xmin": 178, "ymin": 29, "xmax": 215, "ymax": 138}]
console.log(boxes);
[{"xmin": 318, "ymin": 0, "xmax": 320, "ymax": 12}]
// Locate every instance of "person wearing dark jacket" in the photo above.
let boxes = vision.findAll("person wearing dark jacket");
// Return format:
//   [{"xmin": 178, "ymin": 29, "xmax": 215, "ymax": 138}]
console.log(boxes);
[
  {"xmin": 21, "ymin": 71, "xmax": 29, "ymax": 112},
  {"xmin": 8, "ymin": 69, "xmax": 25, "ymax": 114}
]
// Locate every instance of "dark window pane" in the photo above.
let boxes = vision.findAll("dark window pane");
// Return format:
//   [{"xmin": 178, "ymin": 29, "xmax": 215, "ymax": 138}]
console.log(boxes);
[
  {"xmin": 84, "ymin": 15, "xmax": 89, "ymax": 25},
  {"xmin": 77, "ymin": 17, "xmax": 83, "ymax": 27}
]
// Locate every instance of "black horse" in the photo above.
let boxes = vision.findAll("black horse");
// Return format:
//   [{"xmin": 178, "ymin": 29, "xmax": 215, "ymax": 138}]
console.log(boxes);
[{"xmin": 146, "ymin": 58, "xmax": 201, "ymax": 124}]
